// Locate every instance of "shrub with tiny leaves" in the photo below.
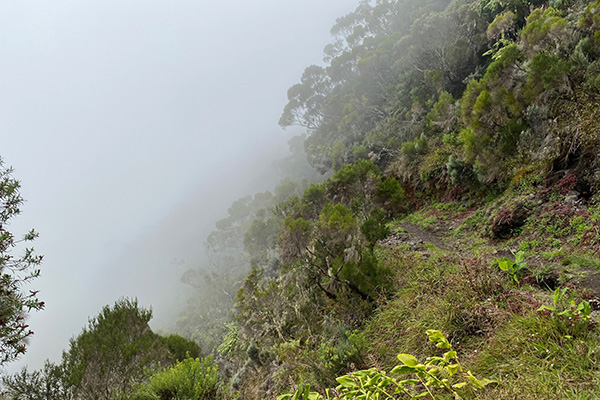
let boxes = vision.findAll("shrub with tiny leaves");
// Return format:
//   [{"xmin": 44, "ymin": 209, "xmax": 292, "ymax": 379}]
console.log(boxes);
[{"xmin": 0, "ymin": 159, "xmax": 44, "ymax": 365}]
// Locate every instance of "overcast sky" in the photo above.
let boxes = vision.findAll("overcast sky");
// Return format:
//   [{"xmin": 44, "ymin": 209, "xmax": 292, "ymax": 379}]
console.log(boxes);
[{"xmin": 0, "ymin": 0, "xmax": 359, "ymax": 372}]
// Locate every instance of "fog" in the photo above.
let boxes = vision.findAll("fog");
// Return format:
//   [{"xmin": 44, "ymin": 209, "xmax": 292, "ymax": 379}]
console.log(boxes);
[{"xmin": 0, "ymin": 0, "xmax": 358, "ymax": 372}]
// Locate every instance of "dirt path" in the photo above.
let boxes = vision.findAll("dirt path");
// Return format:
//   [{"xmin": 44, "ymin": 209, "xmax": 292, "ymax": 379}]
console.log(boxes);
[
  {"xmin": 385, "ymin": 218, "xmax": 600, "ymax": 302},
  {"xmin": 397, "ymin": 222, "xmax": 455, "ymax": 251}
]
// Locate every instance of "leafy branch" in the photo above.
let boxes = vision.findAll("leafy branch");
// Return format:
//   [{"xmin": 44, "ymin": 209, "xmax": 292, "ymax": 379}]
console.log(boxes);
[{"xmin": 279, "ymin": 330, "xmax": 495, "ymax": 400}]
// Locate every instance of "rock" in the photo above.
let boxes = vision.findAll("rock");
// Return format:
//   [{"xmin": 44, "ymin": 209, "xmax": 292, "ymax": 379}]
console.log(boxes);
[
  {"xmin": 491, "ymin": 203, "xmax": 529, "ymax": 239},
  {"xmin": 565, "ymin": 190, "xmax": 580, "ymax": 203}
]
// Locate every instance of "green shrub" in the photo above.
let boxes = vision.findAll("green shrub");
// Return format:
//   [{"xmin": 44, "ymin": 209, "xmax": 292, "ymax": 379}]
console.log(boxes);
[
  {"xmin": 495, "ymin": 250, "xmax": 528, "ymax": 283},
  {"xmin": 537, "ymin": 287, "xmax": 593, "ymax": 337},
  {"xmin": 376, "ymin": 178, "xmax": 405, "ymax": 212},
  {"xmin": 524, "ymin": 53, "xmax": 572, "ymax": 102},
  {"xmin": 126, "ymin": 357, "xmax": 219, "ymax": 400},
  {"xmin": 161, "ymin": 335, "xmax": 202, "ymax": 363},
  {"xmin": 279, "ymin": 330, "xmax": 495, "ymax": 400},
  {"xmin": 329, "ymin": 160, "xmax": 381, "ymax": 187},
  {"xmin": 520, "ymin": 7, "xmax": 568, "ymax": 54},
  {"xmin": 360, "ymin": 208, "xmax": 391, "ymax": 248},
  {"xmin": 317, "ymin": 329, "xmax": 366, "ymax": 377}
]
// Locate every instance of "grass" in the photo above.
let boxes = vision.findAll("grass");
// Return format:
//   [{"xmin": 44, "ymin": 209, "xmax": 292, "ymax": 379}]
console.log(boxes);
[
  {"xmin": 362, "ymin": 248, "xmax": 509, "ymax": 367},
  {"xmin": 562, "ymin": 253, "xmax": 600, "ymax": 271},
  {"xmin": 404, "ymin": 212, "xmax": 437, "ymax": 229},
  {"xmin": 472, "ymin": 312, "xmax": 600, "ymax": 399},
  {"xmin": 278, "ymin": 192, "xmax": 600, "ymax": 399},
  {"xmin": 353, "ymin": 199, "xmax": 600, "ymax": 399}
]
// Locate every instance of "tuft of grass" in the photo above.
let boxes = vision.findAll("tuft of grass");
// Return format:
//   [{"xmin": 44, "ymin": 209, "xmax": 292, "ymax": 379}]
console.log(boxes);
[
  {"xmin": 561, "ymin": 254, "xmax": 600, "ymax": 271},
  {"xmin": 405, "ymin": 212, "xmax": 437, "ymax": 229},
  {"xmin": 362, "ymin": 249, "xmax": 508, "ymax": 369},
  {"xmin": 471, "ymin": 312, "xmax": 600, "ymax": 399}
]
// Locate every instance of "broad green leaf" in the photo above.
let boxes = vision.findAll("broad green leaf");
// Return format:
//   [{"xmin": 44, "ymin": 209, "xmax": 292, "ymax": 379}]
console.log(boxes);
[
  {"xmin": 553, "ymin": 288, "xmax": 561, "ymax": 305},
  {"xmin": 414, "ymin": 364, "xmax": 427, "ymax": 371},
  {"xmin": 453, "ymin": 382, "xmax": 467, "ymax": 388},
  {"xmin": 467, "ymin": 374, "xmax": 484, "ymax": 389},
  {"xmin": 443, "ymin": 351, "xmax": 457, "ymax": 362},
  {"xmin": 579, "ymin": 300, "xmax": 592, "ymax": 316},
  {"xmin": 392, "ymin": 365, "xmax": 417, "ymax": 374},
  {"xmin": 398, "ymin": 353, "xmax": 419, "ymax": 367},
  {"xmin": 426, "ymin": 330, "xmax": 451, "ymax": 348},
  {"xmin": 497, "ymin": 258, "xmax": 512, "ymax": 272},
  {"xmin": 378, "ymin": 377, "xmax": 393, "ymax": 387},
  {"xmin": 466, "ymin": 371, "xmax": 496, "ymax": 389},
  {"xmin": 446, "ymin": 364, "xmax": 460, "ymax": 376},
  {"xmin": 515, "ymin": 250, "xmax": 525, "ymax": 264},
  {"xmin": 426, "ymin": 356, "xmax": 444, "ymax": 364},
  {"xmin": 336, "ymin": 376, "xmax": 356, "ymax": 388}
]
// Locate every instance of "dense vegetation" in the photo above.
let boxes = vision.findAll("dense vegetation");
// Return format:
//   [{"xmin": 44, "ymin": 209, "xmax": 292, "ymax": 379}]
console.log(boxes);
[{"xmin": 4, "ymin": 0, "xmax": 600, "ymax": 398}]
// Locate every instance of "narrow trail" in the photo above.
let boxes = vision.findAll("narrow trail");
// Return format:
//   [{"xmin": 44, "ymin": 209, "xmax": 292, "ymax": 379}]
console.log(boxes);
[
  {"xmin": 397, "ymin": 222, "xmax": 455, "ymax": 251},
  {"xmin": 383, "ymin": 218, "xmax": 600, "ymax": 303}
]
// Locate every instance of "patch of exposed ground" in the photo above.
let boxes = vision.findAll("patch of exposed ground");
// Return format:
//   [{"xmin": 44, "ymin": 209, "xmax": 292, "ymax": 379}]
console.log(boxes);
[{"xmin": 381, "ymin": 221, "xmax": 455, "ymax": 252}]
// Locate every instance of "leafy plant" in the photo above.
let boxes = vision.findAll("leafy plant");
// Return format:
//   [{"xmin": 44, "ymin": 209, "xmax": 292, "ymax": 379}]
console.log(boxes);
[
  {"xmin": 537, "ymin": 287, "xmax": 592, "ymax": 322},
  {"xmin": 0, "ymin": 160, "xmax": 44, "ymax": 364},
  {"xmin": 496, "ymin": 250, "xmax": 528, "ymax": 283},
  {"xmin": 121, "ymin": 357, "xmax": 219, "ymax": 400},
  {"xmin": 279, "ymin": 330, "xmax": 495, "ymax": 400}
]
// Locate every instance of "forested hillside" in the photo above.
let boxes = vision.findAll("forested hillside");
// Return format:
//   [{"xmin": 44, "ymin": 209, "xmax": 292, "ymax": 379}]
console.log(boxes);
[{"xmin": 4, "ymin": 0, "xmax": 600, "ymax": 398}]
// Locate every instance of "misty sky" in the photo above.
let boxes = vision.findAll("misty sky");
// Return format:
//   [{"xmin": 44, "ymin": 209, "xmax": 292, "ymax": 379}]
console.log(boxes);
[{"xmin": 0, "ymin": 0, "xmax": 359, "ymax": 371}]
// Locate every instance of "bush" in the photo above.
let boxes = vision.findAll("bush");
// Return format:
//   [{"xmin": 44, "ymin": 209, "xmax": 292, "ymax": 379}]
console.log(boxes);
[
  {"xmin": 162, "ymin": 334, "xmax": 202, "ymax": 363},
  {"xmin": 0, "ymin": 160, "xmax": 44, "ymax": 365},
  {"xmin": 125, "ymin": 357, "xmax": 219, "ymax": 400},
  {"xmin": 376, "ymin": 178, "xmax": 405, "ymax": 212},
  {"xmin": 360, "ymin": 208, "xmax": 390, "ymax": 248},
  {"xmin": 329, "ymin": 160, "xmax": 381, "ymax": 188},
  {"xmin": 279, "ymin": 330, "xmax": 495, "ymax": 400}
]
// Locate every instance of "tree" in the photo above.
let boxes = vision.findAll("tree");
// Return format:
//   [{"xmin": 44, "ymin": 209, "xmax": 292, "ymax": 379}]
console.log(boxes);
[
  {"xmin": 0, "ymin": 159, "xmax": 44, "ymax": 365},
  {"xmin": 279, "ymin": 65, "xmax": 333, "ymax": 130},
  {"xmin": 1, "ymin": 361, "xmax": 74, "ymax": 400},
  {"xmin": 60, "ymin": 298, "xmax": 199, "ymax": 400}
]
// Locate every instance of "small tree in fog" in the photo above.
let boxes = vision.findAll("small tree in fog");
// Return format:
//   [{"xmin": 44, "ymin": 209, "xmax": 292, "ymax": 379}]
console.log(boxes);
[
  {"xmin": 1, "ymin": 299, "xmax": 199, "ymax": 400},
  {"xmin": 60, "ymin": 298, "xmax": 198, "ymax": 400},
  {"xmin": 1, "ymin": 361, "xmax": 74, "ymax": 400},
  {"xmin": 0, "ymin": 159, "xmax": 44, "ymax": 365}
]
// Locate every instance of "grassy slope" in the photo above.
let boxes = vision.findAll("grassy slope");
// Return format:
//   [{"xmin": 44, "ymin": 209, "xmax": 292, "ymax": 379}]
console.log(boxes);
[{"xmin": 355, "ymin": 187, "xmax": 600, "ymax": 399}]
